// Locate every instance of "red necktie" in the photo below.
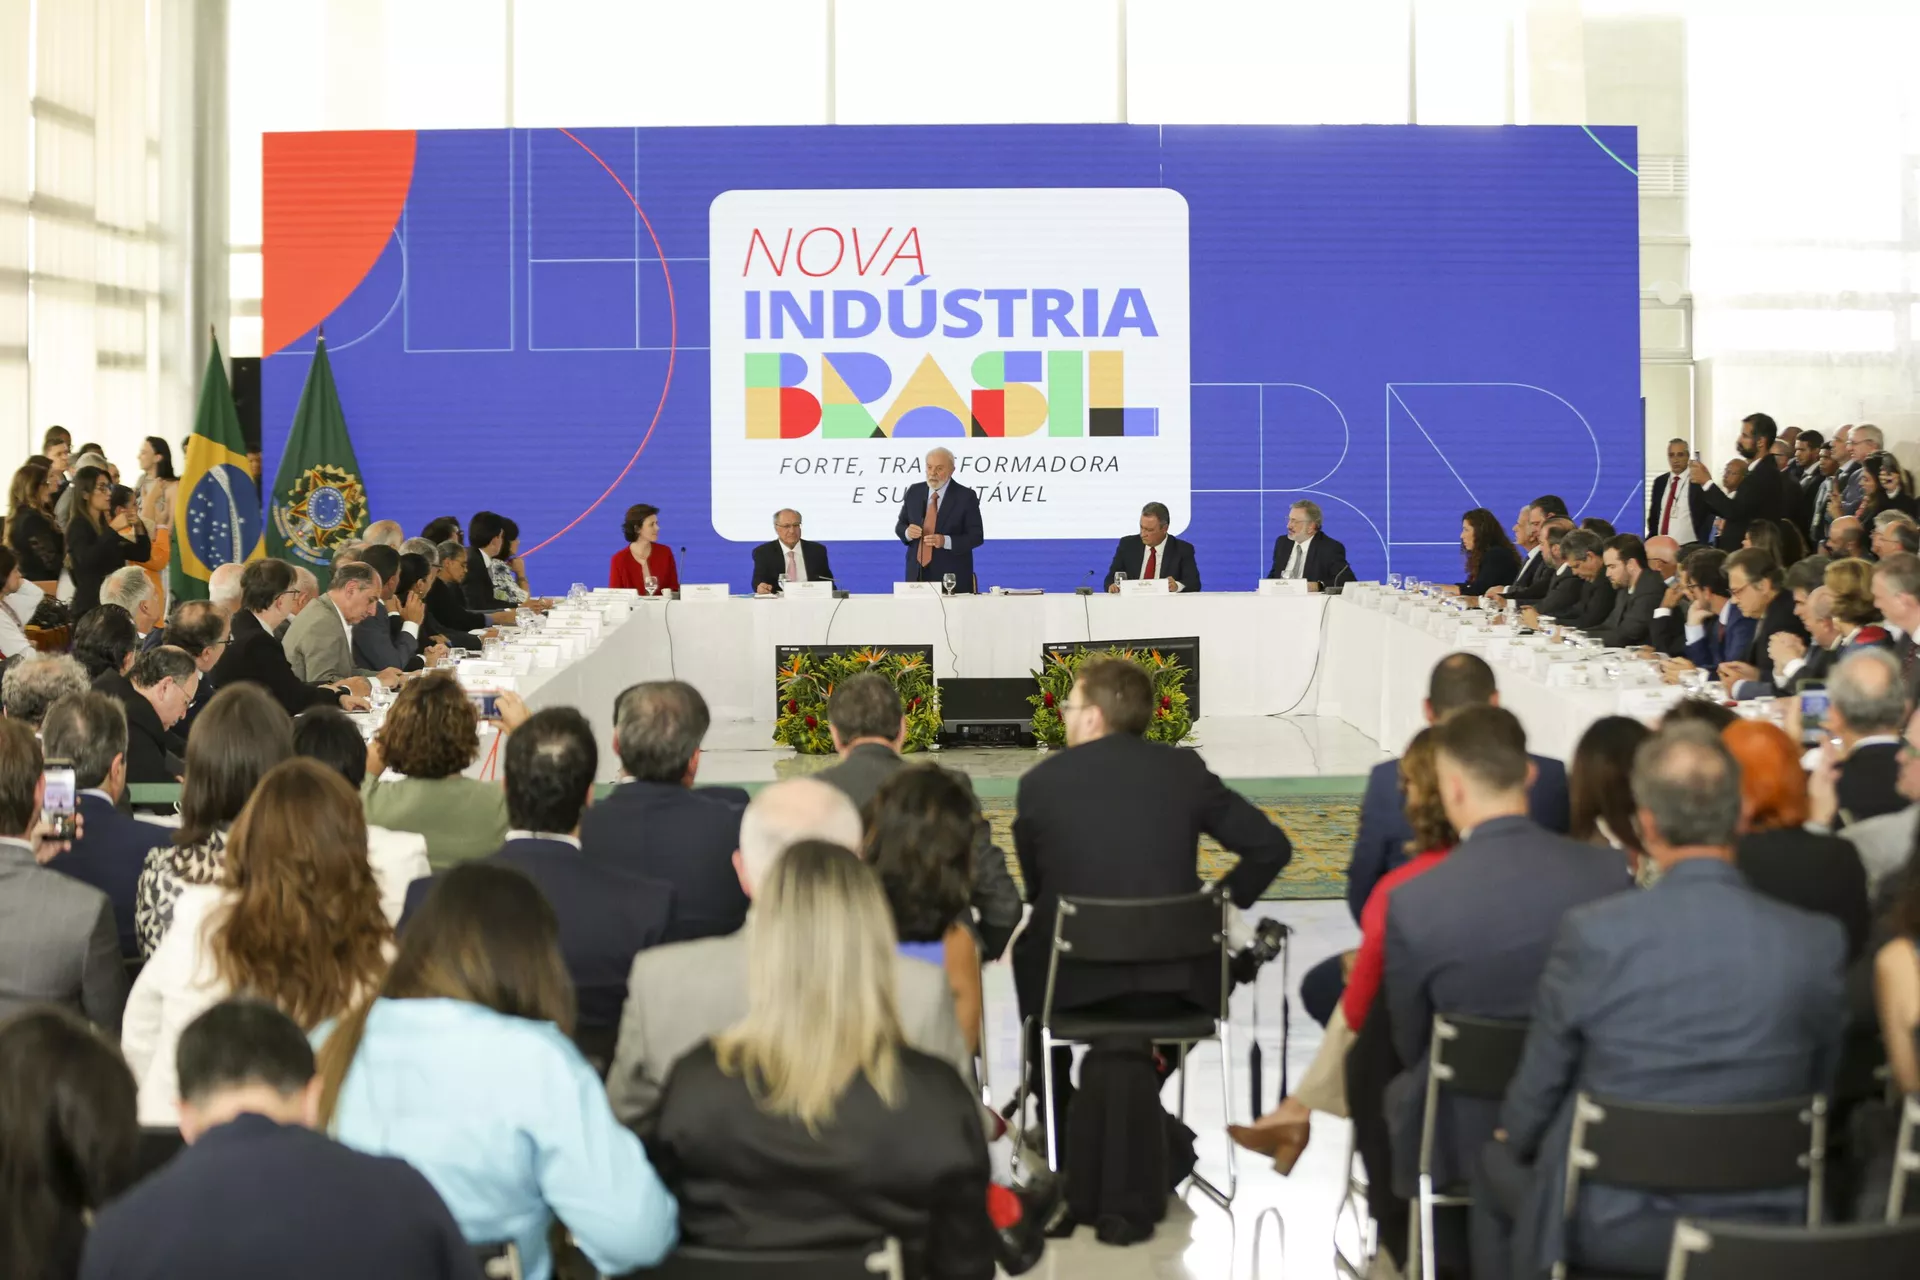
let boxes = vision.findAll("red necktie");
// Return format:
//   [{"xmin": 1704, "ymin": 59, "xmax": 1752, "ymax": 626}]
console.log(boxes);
[
  {"xmin": 1144, "ymin": 546, "xmax": 1158, "ymax": 579},
  {"xmin": 1661, "ymin": 473, "xmax": 1679, "ymax": 534}
]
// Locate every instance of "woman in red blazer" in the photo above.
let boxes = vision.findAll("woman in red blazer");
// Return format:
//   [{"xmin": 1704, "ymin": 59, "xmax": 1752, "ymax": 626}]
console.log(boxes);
[{"xmin": 609, "ymin": 503, "xmax": 678, "ymax": 594}]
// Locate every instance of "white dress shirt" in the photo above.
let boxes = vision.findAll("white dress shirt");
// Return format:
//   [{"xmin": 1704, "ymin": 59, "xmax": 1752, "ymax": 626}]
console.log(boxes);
[
  {"xmin": 1281, "ymin": 535, "xmax": 1314, "ymax": 579},
  {"xmin": 778, "ymin": 540, "xmax": 808, "ymax": 583},
  {"xmin": 923, "ymin": 480, "xmax": 952, "ymax": 550},
  {"xmin": 1653, "ymin": 469, "xmax": 1698, "ymax": 544},
  {"xmin": 504, "ymin": 829, "xmax": 583, "ymax": 848},
  {"xmin": 1136, "ymin": 539, "xmax": 1184, "ymax": 590},
  {"xmin": 0, "ymin": 578, "xmax": 46, "ymax": 660}
]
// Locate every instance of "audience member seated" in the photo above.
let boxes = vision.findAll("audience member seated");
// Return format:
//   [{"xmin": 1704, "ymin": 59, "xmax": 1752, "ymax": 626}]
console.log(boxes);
[
  {"xmin": 348, "ymin": 544, "xmax": 427, "ymax": 674},
  {"xmin": 1591, "ymin": 534, "xmax": 1664, "ymax": 647},
  {"xmin": 1013, "ymin": 655, "xmax": 1291, "ymax": 1151},
  {"xmin": 427, "ymin": 537, "xmax": 512, "ymax": 638},
  {"xmin": 1722, "ymin": 720, "xmax": 1872, "ymax": 960},
  {"xmin": 815, "ymin": 671, "xmax": 1023, "ymax": 960},
  {"xmin": 1671, "ymin": 548, "xmax": 1756, "ymax": 673},
  {"xmin": 1823, "ymin": 703, "xmax": 1920, "ymax": 899},
  {"xmin": 1875, "ymin": 869, "xmax": 1920, "ymax": 1095},
  {"xmin": 93, "ymin": 646, "xmax": 195, "ymax": 785},
  {"xmin": 212, "ymin": 559, "xmax": 367, "ymax": 715},
  {"xmin": 1537, "ymin": 528, "xmax": 1614, "ymax": 632},
  {"xmin": 361, "ymin": 671, "xmax": 514, "ymax": 870},
  {"xmin": 579, "ymin": 680, "xmax": 751, "ymax": 942},
  {"xmin": 98, "ymin": 565, "xmax": 160, "ymax": 647},
  {"xmin": 71, "ymin": 603, "xmax": 136, "ymax": 682},
  {"xmin": 609, "ymin": 502, "xmax": 680, "ymax": 594},
  {"xmin": 0, "ymin": 1007, "xmax": 139, "ymax": 1280},
  {"xmin": 0, "ymin": 716, "xmax": 127, "ymax": 1032},
  {"xmin": 1448, "ymin": 507, "xmax": 1522, "ymax": 598},
  {"xmin": 1520, "ymin": 519, "xmax": 1580, "ymax": 619},
  {"xmin": 395, "ymin": 551, "xmax": 455, "ymax": 659},
  {"xmin": 81, "ymin": 1000, "xmax": 476, "ymax": 1280},
  {"xmin": 0, "ymin": 547, "xmax": 47, "ymax": 661},
  {"xmin": 607, "ymin": 777, "xmax": 967, "ymax": 1125},
  {"xmin": 157, "ymin": 600, "xmax": 229, "ymax": 732},
  {"xmin": 283, "ymin": 561, "xmax": 396, "ymax": 689},
  {"xmin": 39, "ymin": 692, "xmax": 172, "ymax": 958},
  {"xmin": 318, "ymin": 861, "xmax": 678, "ymax": 1280},
  {"xmin": 1720, "ymin": 547, "xmax": 1807, "ymax": 697},
  {"xmin": 1471, "ymin": 725, "xmax": 1847, "ymax": 1280},
  {"xmin": 1232, "ymin": 728, "xmax": 1458, "ymax": 1173},
  {"xmin": 1371, "ymin": 706, "xmax": 1629, "ymax": 1273},
  {"xmin": 462, "ymin": 511, "xmax": 538, "ymax": 611},
  {"xmin": 866, "ymin": 765, "xmax": 986, "ymax": 1055},
  {"xmin": 1775, "ymin": 586, "xmax": 1844, "ymax": 686},
  {"xmin": 133, "ymin": 683, "xmax": 295, "ymax": 956},
  {"xmin": 64, "ymin": 464, "xmax": 150, "ymax": 624},
  {"xmin": 123, "ymin": 759, "xmax": 392, "ymax": 1126},
  {"xmin": 1827, "ymin": 513, "xmax": 1870, "ymax": 560},
  {"xmin": 1567, "ymin": 715, "xmax": 1653, "ymax": 881},
  {"xmin": 291, "ymin": 707, "xmax": 429, "ymax": 926},
  {"xmin": 648, "ymin": 840, "xmax": 995, "ymax": 1280},
  {"xmin": 2, "ymin": 650, "xmax": 88, "ymax": 725},
  {"xmin": 1872, "ymin": 509, "xmax": 1919, "ymax": 558},
  {"xmin": 1818, "ymin": 649, "xmax": 1909, "ymax": 826}
]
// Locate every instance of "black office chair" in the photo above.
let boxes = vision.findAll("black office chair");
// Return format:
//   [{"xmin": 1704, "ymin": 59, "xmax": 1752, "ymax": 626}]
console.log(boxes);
[
  {"xmin": 1016, "ymin": 888, "xmax": 1236, "ymax": 1208},
  {"xmin": 1556, "ymin": 1092, "xmax": 1828, "ymax": 1280},
  {"xmin": 1664, "ymin": 1217, "xmax": 1920, "ymax": 1280},
  {"xmin": 472, "ymin": 1241, "xmax": 522, "ymax": 1280},
  {"xmin": 636, "ymin": 1239, "xmax": 903, "ymax": 1279},
  {"xmin": 1409, "ymin": 1013, "xmax": 1531, "ymax": 1280},
  {"xmin": 1891, "ymin": 1093, "xmax": 1920, "ymax": 1222}
]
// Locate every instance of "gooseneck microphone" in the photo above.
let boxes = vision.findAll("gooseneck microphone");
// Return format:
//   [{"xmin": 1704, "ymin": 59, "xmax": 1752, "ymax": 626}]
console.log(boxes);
[{"xmin": 1075, "ymin": 568, "xmax": 1095, "ymax": 596}]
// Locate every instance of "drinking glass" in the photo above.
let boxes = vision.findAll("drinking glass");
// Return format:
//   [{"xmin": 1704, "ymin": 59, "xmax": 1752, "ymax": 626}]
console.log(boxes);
[
  {"xmin": 1114, "ymin": 570, "xmax": 1128, "ymax": 585},
  {"xmin": 645, "ymin": 578, "xmax": 660, "ymax": 597},
  {"xmin": 941, "ymin": 572, "xmax": 957, "ymax": 595},
  {"xmin": 776, "ymin": 573, "xmax": 788, "ymax": 593},
  {"xmin": 1388, "ymin": 573, "xmax": 1402, "ymax": 589},
  {"xmin": 568, "ymin": 582, "xmax": 586, "ymax": 602}
]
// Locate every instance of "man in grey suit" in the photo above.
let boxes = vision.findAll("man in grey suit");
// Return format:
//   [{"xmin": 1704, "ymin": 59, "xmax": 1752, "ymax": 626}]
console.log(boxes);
[
  {"xmin": 0, "ymin": 717, "xmax": 127, "ymax": 1033},
  {"xmin": 1472, "ymin": 726, "xmax": 1848, "ymax": 1280},
  {"xmin": 1380, "ymin": 707, "xmax": 1630, "ymax": 1238},
  {"xmin": 814, "ymin": 672, "xmax": 1023, "ymax": 960},
  {"xmin": 281, "ymin": 561, "xmax": 397, "ymax": 688},
  {"xmin": 605, "ymin": 777, "xmax": 969, "ymax": 1129}
]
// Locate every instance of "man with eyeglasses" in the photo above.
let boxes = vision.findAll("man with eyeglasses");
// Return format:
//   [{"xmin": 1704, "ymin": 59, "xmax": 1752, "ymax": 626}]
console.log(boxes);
[
  {"xmin": 1871, "ymin": 552, "xmax": 1920, "ymax": 708},
  {"xmin": 1268, "ymin": 499, "xmax": 1349, "ymax": 590},
  {"xmin": 158, "ymin": 601, "xmax": 230, "ymax": 735},
  {"xmin": 210, "ymin": 559, "xmax": 368, "ymax": 716},
  {"xmin": 751, "ymin": 508, "xmax": 834, "ymax": 594},
  {"xmin": 1815, "ymin": 704, "xmax": 1920, "ymax": 898},
  {"xmin": 1716, "ymin": 548, "xmax": 1807, "ymax": 698}
]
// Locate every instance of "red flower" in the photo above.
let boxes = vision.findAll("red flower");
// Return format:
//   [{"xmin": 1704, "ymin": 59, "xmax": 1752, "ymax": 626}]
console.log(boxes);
[
  {"xmin": 1160, "ymin": 695, "xmax": 1172, "ymax": 710},
  {"xmin": 1043, "ymin": 691, "xmax": 1056, "ymax": 708},
  {"xmin": 1158, "ymin": 706, "xmax": 1169, "ymax": 717},
  {"xmin": 910, "ymin": 696, "xmax": 922, "ymax": 709},
  {"xmin": 786, "ymin": 698, "xmax": 799, "ymax": 714},
  {"xmin": 804, "ymin": 714, "xmax": 818, "ymax": 729}
]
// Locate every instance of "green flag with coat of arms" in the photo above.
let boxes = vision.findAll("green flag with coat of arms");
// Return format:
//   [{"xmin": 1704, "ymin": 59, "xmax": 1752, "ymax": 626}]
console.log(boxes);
[{"xmin": 267, "ymin": 333, "xmax": 369, "ymax": 591}]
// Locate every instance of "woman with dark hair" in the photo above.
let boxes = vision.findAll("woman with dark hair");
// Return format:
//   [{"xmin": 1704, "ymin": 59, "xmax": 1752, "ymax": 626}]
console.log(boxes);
[
  {"xmin": 0, "ymin": 545, "xmax": 47, "ymax": 661},
  {"xmin": 361, "ymin": 670, "xmax": 512, "ymax": 869},
  {"xmin": 609, "ymin": 502, "xmax": 679, "ymax": 594},
  {"xmin": 294, "ymin": 706, "xmax": 430, "ymax": 924},
  {"xmin": 63, "ymin": 464, "xmax": 149, "ymax": 623},
  {"xmin": 135, "ymin": 436, "xmax": 176, "ymax": 530},
  {"xmin": 395, "ymin": 551, "xmax": 433, "ymax": 611},
  {"xmin": 1875, "ymin": 857, "xmax": 1920, "ymax": 1095},
  {"xmin": 493, "ymin": 516, "xmax": 533, "ymax": 604},
  {"xmin": 864, "ymin": 766, "xmax": 982, "ymax": 1054},
  {"xmin": 133, "ymin": 683, "xmax": 295, "ymax": 956},
  {"xmin": 108, "ymin": 483, "xmax": 168, "ymax": 606},
  {"xmin": 0, "ymin": 1007, "xmax": 140, "ymax": 1279},
  {"xmin": 1740, "ymin": 518, "xmax": 1788, "ymax": 567},
  {"xmin": 70, "ymin": 603, "xmax": 138, "ymax": 681},
  {"xmin": 1579, "ymin": 517, "xmax": 1616, "ymax": 538},
  {"xmin": 651, "ymin": 841, "xmax": 993, "ymax": 1279},
  {"xmin": 318, "ymin": 862, "xmax": 676, "ymax": 1280},
  {"xmin": 1568, "ymin": 716, "xmax": 1652, "ymax": 880},
  {"xmin": 420, "ymin": 515, "xmax": 463, "ymax": 545},
  {"xmin": 1449, "ymin": 507, "xmax": 1522, "ymax": 597},
  {"xmin": 121, "ymin": 759, "xmax": 393, "ymax": 1126},
  {"xmin": 7, "ymin": 459, "xmax": 64, "ymax": 587},
  {"xmin": 1874, "ymin": 452, "xmax": 1917, "ymax": 518}
]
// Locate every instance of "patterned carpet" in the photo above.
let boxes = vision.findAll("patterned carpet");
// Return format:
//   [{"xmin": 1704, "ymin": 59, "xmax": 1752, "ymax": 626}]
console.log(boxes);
[{"xmin": 979, "ymin": 793, "xmax": 1355, "ymax": 901}]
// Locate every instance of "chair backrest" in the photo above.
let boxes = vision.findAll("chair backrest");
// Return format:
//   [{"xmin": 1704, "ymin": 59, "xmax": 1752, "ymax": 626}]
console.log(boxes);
[
  {"xmin": 1567, "ymin": 1092, "xmax": 1826, "ymax": 1216},
  {"xmin": 471, "ymin": 1242, "xmax": 522, "ymax": 1280},
  {"xmin": 1050, "ymin": 890, "xmax": 1226, "ymax": 966},
  {"xmin": 647, "ymin": 1240, "xmax": 903, "ymax": 1279},
  {"xmin": 1892, "ymin": 1093, "xmax": 1920, "ymax": 1223},
  {"xmin": 1417, "ymin": 1013, "xmax": 1530, "ymax": 1178},
  {"xmin": 1667, "ymin": 1217, "xmax": 1920, "ymax": 1280}
]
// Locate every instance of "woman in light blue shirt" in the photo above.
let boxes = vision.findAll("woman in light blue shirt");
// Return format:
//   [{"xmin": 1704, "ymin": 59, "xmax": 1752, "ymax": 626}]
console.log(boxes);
[{"xmin": 315, "ymin": 863, "xmax": 675, "ymax": 1280}]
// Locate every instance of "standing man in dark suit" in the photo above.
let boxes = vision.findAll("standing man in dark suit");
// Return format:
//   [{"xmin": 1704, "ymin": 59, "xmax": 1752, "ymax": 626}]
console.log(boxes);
[
  {"xmin": 1687, "ymin": 412, "xmax": 1791, "ymax": 550},
  {"xmin": 1471, "ymin": 726, "xmax": 1845, "ymax": 1280},
  {"xmin": 751, "ymin": 508, "xmax": 834, "ymax": 593},
  {"xmin": 1013, "ymin": 656, "xmax": 1292, "ymax": 1141},
  {"xmin": 813, "ymin": 672, "xmax": 1022, "ymax": 960},
  {"xmin": 1377, "ymin": 707, "xmax": 1629, "ymax": 1264},
  {"xmin": 39, "ymin": 692, "xmax": 171, "ymax": 959},
  {"xmin": 1823, "ymin": 649, "xmax": 1907, "ymax": 826},
  {"xmin": 1648, "ymin": 437, "xmax": 1712, "ymax": 546},
  {"xmin": 894, "ymin": 447, "xmax": 984, "ymax": 591},
  {"xmin": 1592, "ymin": 534, "xmax": 1666, "ymax": 648},
  {"xmin": 1269, "ymin": 499, "xmax": 1350, "ymax": 589},
  {"xmin": 1873, "ymin": 552, "xmax": 1920, "ymax": 707},
  {"xmin": 1103, "ymin": 501, "xmax": 1201, "ymax": 592},
  {"xmin": 579, "ymin": 680, "xmax": 750, "ymax": 943},
  {"xmin": 1720, "ymin": 548, "xmax": 1808, "ymax": 698},
  {"xmin": 211, "ymin": 560, "xmax": 367, "ymax": 716}
]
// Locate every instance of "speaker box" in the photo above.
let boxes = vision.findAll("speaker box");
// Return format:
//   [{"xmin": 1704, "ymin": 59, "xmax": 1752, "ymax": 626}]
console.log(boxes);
[{"xmin": 938, "ymin": 676, "xmax": 1038, "ymax": 747}]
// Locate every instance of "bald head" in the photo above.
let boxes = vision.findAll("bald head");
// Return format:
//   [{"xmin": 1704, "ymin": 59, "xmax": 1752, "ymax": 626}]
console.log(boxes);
[
  {"xmin": 364, "ymin": 520, "xmax": 403, "ymax": 548},
  {"xmin": 736, "ymin": 778, "xmax": 863, "ymax": 891},
  {"xmin": 1644, "ymin": 535, "xmax": 1680, "ymax": 579},
  {"xmin": 207, "ymin": 562, "xmax": 246, "ymax": 616}
]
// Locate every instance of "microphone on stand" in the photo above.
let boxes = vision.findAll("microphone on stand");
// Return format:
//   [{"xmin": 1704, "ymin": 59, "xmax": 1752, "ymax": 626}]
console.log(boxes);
[
  {"xmin": 677, "ymin": 546, "xmax": 689, "ymax": 597},
  {"xmin": 1074, "ymin": 568, "xmax": 1095, "ymax": 596}
]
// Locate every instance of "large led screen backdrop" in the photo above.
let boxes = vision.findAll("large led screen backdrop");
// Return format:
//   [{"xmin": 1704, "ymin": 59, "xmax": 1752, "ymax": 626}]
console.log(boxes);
[{"xmin": 261, "ymin": 124, "xmax": 1640, "ymax": 593}]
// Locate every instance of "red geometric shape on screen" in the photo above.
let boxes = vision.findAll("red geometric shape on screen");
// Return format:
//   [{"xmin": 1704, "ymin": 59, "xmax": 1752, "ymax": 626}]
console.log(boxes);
[
  {"xmin": 779, "ymin": 387, "xmax": 822, "ymax": 439},
  {"xmin": 971, "ymin": 389, "xmax": 1005, "ymax": 438},
  {"xmin": 263, "ymin": 131, "xmax": 417, "ymax": 357}
]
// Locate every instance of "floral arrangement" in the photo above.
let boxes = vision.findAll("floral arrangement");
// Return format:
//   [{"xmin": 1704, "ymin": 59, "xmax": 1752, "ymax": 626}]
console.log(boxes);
[
  {"xmin": 774, "ymin": 646, "xmax": 940, "ymax": 755},
  {"xmin": 1028, "ymin": 646, "xmax": 1195, "ymax": 747}
]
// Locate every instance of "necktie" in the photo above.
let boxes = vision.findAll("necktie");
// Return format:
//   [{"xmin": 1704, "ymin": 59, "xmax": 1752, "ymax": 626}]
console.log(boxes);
[
  {"xmin": 1904, "ymin": 638, "xmax": 1917, "ymax": 682},
  {"xmin": 786, "ymin": 547, "xmax": 798, "ymax": 580},
  {"xmin": 918, "ymin": 488, "xmax": 939, "ymax": 567},
  {"xmin": 1286, "ymin": 541, "xmax": 1305, "ymax": 579},
  {"xmin": 1144, "ymin": 545, "xmax": 1158, "ymax": 580},
  {"xmin": 1661, "ymin": 474, "xmax": 1679, "ymax": 534}
]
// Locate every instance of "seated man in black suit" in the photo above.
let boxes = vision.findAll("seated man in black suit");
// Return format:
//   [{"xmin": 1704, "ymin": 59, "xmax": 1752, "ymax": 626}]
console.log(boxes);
[
  {"xmin": 1531, "ymin": 529, "xmax": 1615, "ymax": 633},
  {"xmin": 39, "ymin": 692, "xmax": 172, "ymax": 959},
  {"xmin": 211, "ymin": 559, "xmax": 367, "ymax": 716},
  {"xmin": 751, "ymin": 508, "xmax": 834, "ymax": 593},
  {"xmin": 1369, "ymin": 706, "xmax": 1629, "ymax": 1274},
  {"xmin": 1591, "ymin": 534, "xmax": 1666, "ymax": 648},
  {"xmin": 1471, "ymin": 726, "xmax": 1846, "ymax": 1280},
  {"xmin": 1103, "ymin": 501, "xmax": 1200, "ymax": 592},
  {"xmin": 1720, "ymin": 547, "xmax": 1807, "ymax": 698},
  {"xmin": 1489, "ymin": 497, "xmax": 1569, "ymax": 607},
  {"xmin": 1269, "ymin": 498, "xmax": 1348, "ymax": 589},
  {"xmin": 1013, "ymin": 655, "xmax": 1292, "ymax": 1146},
  {"xmin": 160, "ymin": 601, "xmax": 230, "ymax": 735},
  {"xmin": 92, "ymin": 645, "xmax": 196, "ymax": 785},
  {"xmin": 1823, "ymin": 648, "xmax": 1907, "ymax": 827},
  {"xmin": 579, "ymin": 680, "xmax": 750, "ymax": 943},
  {"xmin": 80, "ymin": 999, "xmax": 476, "ymax": 1280},
  {"xmin": 1519, "ymin": 519, "xmax": 1580, "ymax": 621}
]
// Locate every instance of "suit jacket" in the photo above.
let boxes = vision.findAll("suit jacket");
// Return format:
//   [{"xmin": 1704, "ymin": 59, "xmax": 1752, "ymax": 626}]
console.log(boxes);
[
  {"xmin": 0, "ymin": 838, "xmax": 128, "ymax": 1033},
  {"xmin": 353, "ymin": 601, "xmax": 420, "ymax": 673},
  {"xmin": 1011, "ymin": 733, "xmax": 1291, "ymax": 1018},
  {"xmin": 91, "ymin": 671, "xmax": 185, "ymax": 785},
  {"xmin": 1345, "ymin": 755, "xmax": 1570, "ymax": 924},
  {"xmin": 578, "ymin": 780, "xmax": 751, "ymax": 943},
  {"xmin": 282, "ymin": 595, "xmax": 366, "ymax": 685},
  {"xmin": 1104, "ymin": 534, "xmax": 1202, "ymax": 592},
  {"xmin": 1270, "ymin": 532, "xmax": 1350, "ymax": 587},
  {"xmin": 1382, "ymin": 815, "xmax": 1630, "ymax": 1195},
  {"xmin": 814, "ymin": 742, "xmax": 1023, "ymax": 961},
  {"xmin": 1549, "ymin": 574, "xmax": 1616, "ymax": 632},
  {"xmin": 894, "ymin": 480, "xmax": 984, "ymax": 590},
  {"xmin": 1532, "ymin": 566, "xmax": 1582, "ymax": 621},
  {"xmin": 1592, "ymin": 568, "xmax": 1666, "ymax": 648},
  {"xmin": 212, "ymin": 610, "xmax": 344, "ymax": 717},
  {"xmin": 1736, "ymin": 828, "xmax": 1871, "ymax": 961},
  {"xmin": 1504, "ymin": 549, "xmax": 1553, "ymax": 603},
  {"xmin": 1899, "ymin": 635, "xmax": 1920, "ymax": 709},
  {"xmin": 1836, "ymin": 741, "xmax": 1904, "ymax": 828},
  {"xmin": 46, "ymin": 793, "xmax": 172, "ymax": 959},
  {"xmin": 427, "ymin": 576, "xmax": 491, "ymax": 638},
  {"xmin": 606, "ymin": 929, "xmax": 970, "ymax": 1128},
  {"xmin": 1498, "ymin": 859, "xmax": 1845, "ymax": 1279},
  {"xmin": 1699, "ymin": 453, "xmax": 1790, "ymax": 550},
  {"xmin": 1647, "ymin": 471, "xmax": 1712, "ymax": 542},
  {"xmin": 750, "ymin": 538, "xmax": 834, "ymax": 591},
  {"xmin": 1647, "ymin": 587, "xmax": 1687, "ymax": 657},
  {"xmin": 1682, "ymin": 604, "xmax": 1757, "ymax": 671},
  {"xmin": 79, "ymin": 1113, "xmax": 479, "ymax": 1280},
  {"xmin": 1742, "ymin": 588, "xmax": 1809, "ymax": 693}
]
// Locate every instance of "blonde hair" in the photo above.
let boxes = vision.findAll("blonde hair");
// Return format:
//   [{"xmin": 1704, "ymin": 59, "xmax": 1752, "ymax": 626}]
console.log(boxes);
[{"xmin": 713, "ymin": 840, "xmax": 901, "ymax": 1131}]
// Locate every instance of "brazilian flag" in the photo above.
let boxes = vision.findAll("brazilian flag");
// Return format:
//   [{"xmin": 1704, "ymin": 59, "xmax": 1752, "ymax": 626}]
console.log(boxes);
[
  {"xmin": 171, "ymin": 336, "xmax": 265, "ymax": 602},
  {"xmin": 267, "ymin": 334, "xmax": 367, "ymax": 591}
]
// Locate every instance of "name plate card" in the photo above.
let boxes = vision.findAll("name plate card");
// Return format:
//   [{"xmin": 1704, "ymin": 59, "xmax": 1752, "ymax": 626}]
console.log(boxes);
[
  {"xmin": 678, "ymin": 583, "xmax": 730, "ymax": 601},
  {"xmin": 1115, "ymin": 578, "xmax": 1169, "ymax": 596},
  {"xmin": 893, "ymin": 581, "xmax": 943, "ymax": 596},
  {"xmin": 780, "ymin": 581, "xmax": 834, "ymax": 600},
  {"xmin": 1256, "ymin": 578, "xmax": 1310, "ymax": 597}
]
